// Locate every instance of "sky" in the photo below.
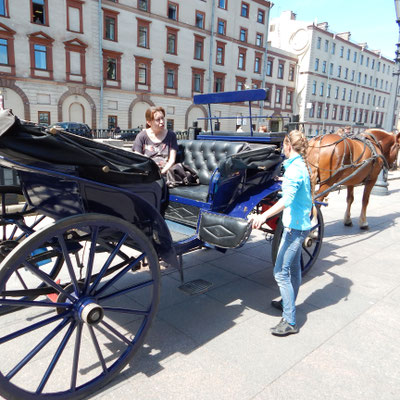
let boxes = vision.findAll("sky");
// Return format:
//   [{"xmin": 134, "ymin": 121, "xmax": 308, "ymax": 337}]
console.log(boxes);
[{"xmin": 269, "ymin": 0, "xmax": 399, "ymax": 60}]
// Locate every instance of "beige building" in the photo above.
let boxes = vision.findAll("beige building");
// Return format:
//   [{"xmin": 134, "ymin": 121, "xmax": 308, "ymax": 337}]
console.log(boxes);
[
  {"xmin": 0, "ymin": 0, "xmax": 299, "ymax": 133},
  {"xmin": 269, "ymin": 11, "xmax": 398, "ymax": 135}
]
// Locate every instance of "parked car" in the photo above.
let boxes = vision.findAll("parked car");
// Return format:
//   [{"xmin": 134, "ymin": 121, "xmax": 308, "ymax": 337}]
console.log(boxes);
[
  {"xmin": 49, "ymin": 122, "xmax": 93, "ymax": 138},
  {"xmin": 116, "ymin": 128, "xmax": 141, "ymax": 141}
]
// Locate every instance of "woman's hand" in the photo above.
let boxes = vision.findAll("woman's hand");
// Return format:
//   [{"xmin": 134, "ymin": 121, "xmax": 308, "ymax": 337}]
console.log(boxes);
[{"xmin": 248, "ymin": 213, "xmax": 268, "ymax": 229}]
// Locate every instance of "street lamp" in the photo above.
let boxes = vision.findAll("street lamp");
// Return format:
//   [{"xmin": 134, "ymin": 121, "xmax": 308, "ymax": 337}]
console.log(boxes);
[
  {"xmin": 392, "ymin": 0, "xmax": 400, "ymax": 131},
  {"xmin": 372, "ymin": 1, "xmax": 400, "ymax": 195}
]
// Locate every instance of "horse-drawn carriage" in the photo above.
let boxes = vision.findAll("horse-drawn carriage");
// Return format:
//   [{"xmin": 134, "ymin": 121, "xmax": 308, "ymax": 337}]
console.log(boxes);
[{"xmin": 0, "ymin": 90, "xmax": 324, "ymax": 399}]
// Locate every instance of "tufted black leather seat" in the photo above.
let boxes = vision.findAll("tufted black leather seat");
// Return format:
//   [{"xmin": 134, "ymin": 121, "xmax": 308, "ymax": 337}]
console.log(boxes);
[{"xmin": 169, "ymin": 140, "xmax": 247, "ymax": 201}]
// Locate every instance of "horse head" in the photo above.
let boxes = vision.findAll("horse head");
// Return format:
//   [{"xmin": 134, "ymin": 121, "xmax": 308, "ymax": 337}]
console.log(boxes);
[{"xmin": 364, "ymin": 128, "xmax": 399, "ymax": 168}]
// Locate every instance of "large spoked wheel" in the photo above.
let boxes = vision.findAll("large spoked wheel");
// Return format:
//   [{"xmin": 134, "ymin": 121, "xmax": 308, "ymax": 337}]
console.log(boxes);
[
  {"xmin": 0, "ymin": 186, "xmax": 60, "ymax": 314},
  {"xmin": 271, "ymin": 205, "xmax": 324, "ymax": 276},
  {"xmin": 0, "ymin": 213, "xmax": 160, "ymax": 400}
]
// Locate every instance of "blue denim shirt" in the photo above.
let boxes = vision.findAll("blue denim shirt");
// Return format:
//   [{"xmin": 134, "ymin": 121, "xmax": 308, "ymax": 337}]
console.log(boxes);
[{"xmin": 281, "ymin": 154, "xmax": 312, "ymax": 230}]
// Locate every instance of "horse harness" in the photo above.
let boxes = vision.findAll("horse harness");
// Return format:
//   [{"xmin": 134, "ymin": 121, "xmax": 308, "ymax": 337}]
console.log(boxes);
[{"xmin": 309, "ymin": 134, "xmax": 388, "ymax": 200}]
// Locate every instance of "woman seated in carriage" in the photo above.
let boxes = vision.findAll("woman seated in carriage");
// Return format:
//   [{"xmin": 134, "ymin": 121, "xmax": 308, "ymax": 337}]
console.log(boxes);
[{"xmin": 132, "ymin": 106, "xmax": 178, "ymax": 175}]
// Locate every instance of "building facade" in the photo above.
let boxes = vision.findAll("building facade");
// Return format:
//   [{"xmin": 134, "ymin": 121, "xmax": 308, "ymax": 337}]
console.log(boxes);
[
  {"xmin": 269, "ymin": 11, "xmax": 398, "ymax": 136},
  {"xmin": 0, "ymin": 0, "xmax": 299, "ymax": 133}
]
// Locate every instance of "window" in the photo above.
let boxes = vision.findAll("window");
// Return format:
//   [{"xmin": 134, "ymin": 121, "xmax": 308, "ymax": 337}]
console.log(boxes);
[
  {"xmin": 288, "ymin": 65, "xmax": 295, "ymax": 81},
  {"xmin": 366, "ymin": 57, "xmax": 369, "ymax": 67},
  {"xmin": 238, "ymin": 48, "xmax": 246, "ymax": 70},
  {"xmin": 316, "ymin": 37, "xmax": 321, "ymax": 49},
  {"xmin": 256, "ymin": 33, "xmax": 263, "ymax": 47},
  {"xmin": 360, "ymin": 54, "xmax": 364, "ymax": 65},
  {"xmin": 236, "ymin": 77, "xmax": 246, "ymax": 91},
  {"xmin": 324, "ymin": 105, "xmax": 329, "ymax": 119},
  {"xmin": 32, "ymin": 0, "xmax": 48, "ymax": 25},
  {"xmin": 103, "ymin": 49, "xmax": 122, "ymax": 88},
  {"xmin": 322, "ymin": 61, "xmax": 327, "ymax": 73},
  {"xmin": 317, "ymin": 104, "xmax": 322, "ymax": 118},
  {"xmin": 331, "ymin": 43, "xmax": 336, "ymax": 54},
  {"xmin": 217, "ymin": 18, "xmax": 226, "ymax": 35},
  {"xmin": 0, "ymin": 0, "xmax": 9, "ymax": 17},
  {"xmin": 137, "ymin": 19, "xmax": 150, "ymax": 48},
  {"xmin": 168, "ymin": 2, "xmax": 178, "ymax": 21},
  {"xmin": 337, "ymin": 65, "xmax": 341, "ymax": 78},
  {"xmin": 64, "ymin": 38, "xmax": 87, "ymax": 83},
  {"xmin": 353, "ymin": 51, "xmax": 357, "ymax": 63},
  {"xmin": 192, "ymin": 67, "xmax": 205, "ymax": 93},
  {"xmin": 214, "ymin": 71, "xmax": 225, "ymax": 92},
  {"xmin": 312, "ymin": 80, "xmax": 316, "ymax": 95},
  {"xmin": 357, "ymin": 72, "xmax": 361, "ymax": 83},
  {"xmin": 346, "ymin": 48, "xmax": 350, "ymax": 60},
  {"xmin": 164, "ymin": 61, "xmax": 179, "ymax": 94},
  {"xmin": 239, "ymin": 28, "xmax": 247, "ymax": 42},
  {"xmin": 0, "ymin": 38, "xmax": 7, "ymax": 64},
  {"xmin": 241, "ymin": 2, "xmax": 249, "ymax": 17},
  {"xmin": 35, "ymin": 45, "xmax": 46, "ymax": 69},
  {"xmin": 103, "ymin": 9, "xmax": 119, "ymax": 41},
  {"xmin": 38, "ymin": 111, "xmax": 50, "ymax": 125},
  {"xmin": 355, "ymin": 91, "xmax": 359, "ymax": 103},
  {"xmin": 275, "ymin": 88, "xmax": 282, "ymax": 103},
  {"xmin": 342, "ymin": 88, "xmax": 346, "ymax": 100},
  {"xmin": 377, "ymin": 61, "xmax": 381, "ymax": 72},
  {"xmin": 265, "ymin": 86, "xmax": 271, "ymax": 102},
  {"xmin": 67, "ymin": 0, "xmax": 83, "ymax": 33},
  {"xmin": 332, "ymin": 105, "xmax": 337, "ymax": 120},
  {"xmin": 345, "ymin": 108, "xmax": 350, "ymax": 121},
  {"xmin": 216, "ymin": 41, "xmax": 225, "ymax": 65},
  {"xmin": 348, "ymin": 89, "xmax": 352, "ymax": 102},
  {"xmin": 166, "ymin": 27, "xmax": 178, "ymax": 55},
  {"xmin": 335, "ymin": 86, "xmax": 339, "ymax": 99},
  {"xmin": 138, "ymin": 0, "xmax": 149, "ymax": 12},
  {"xmin": 309, "ymin": 103, "xmax": 315, "ymax": 118},
  {"xmin": 254, "ymin": 52, "xmax": 262, "ymax": 73},
  {"xmin": 195, "ymin": 11, "xmax": 205, "ymax": 29},
  {"xmin": 277, "ymin": 62, "xmax": 284, "ymax": 78},
  {"xmin": 339, "ymin": 107, "xmax": 344, "ymax": 120},
  {"xmin": 194, "ymin": 34, "xmax": 204, "ymax": 60},
  {"xmin": 108, "ymin": 115, "xmax": 117, "ymax": 130},
  {"xmin": 266, "ymin": 59, "xmax": 272, "ymax": 76},
  {"xmin": 340, "ymin": 46, "xmax": 344, "ymax": 57},
  {"xmin": 327, "ymin": 84, "xmax": 331, "ymax": 98},
  {"xmin": 107, "ymin": 57, "xmax": 117, "ymax": 80},
  {"xmin": 314, "ymin": 58, "xmax": 319, "ymax": 71},
  {"xmin": 286, "ymin": 91, "xmax": 293, "ymax": 106},
  {"xmin": 324, "ymin": 40, "xmax": 329, "ymax": 52},
  {"xmin": 29, "ymin": 31, "xmax": 54, "ymax": 79},
  {"xmin": 135, "ymin": 56, "xmax": 151, "ymax": 91},
  {"xmin": 257, "ymin": 9, "xmax": 265, "ymax": 23},
  {"xmin": 167, "ymin": 119, "xmax": 174, "ymax": 131},
  {"xmin": 371, "ymin": 59, "xmax": 375, "ymax": 69},
  {"xmin": 319, "ymin": 82, "xmax": 324, "ymax": 96},
  {"xmin": 218, "ymin": 0, "xmax": 227, "ymax": 10},
  {"xmin": 344, "ymin": 67, "xmax": 348, "ymax": 79}
]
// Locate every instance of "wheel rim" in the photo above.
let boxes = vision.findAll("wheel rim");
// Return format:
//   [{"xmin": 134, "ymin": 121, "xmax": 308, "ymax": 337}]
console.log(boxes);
[{"xmin": 0, "ymin": 214, "xmax": 160, "ymax": 399}]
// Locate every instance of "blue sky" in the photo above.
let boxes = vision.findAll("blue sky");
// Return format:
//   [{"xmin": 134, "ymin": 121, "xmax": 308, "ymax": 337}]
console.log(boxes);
[{"xmin": 270, "ymin": 0, "xmax": 398, "ymax": 60}]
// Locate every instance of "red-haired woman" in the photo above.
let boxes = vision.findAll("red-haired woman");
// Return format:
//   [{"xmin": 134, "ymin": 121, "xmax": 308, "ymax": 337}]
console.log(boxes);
[{"xmin": 132, "ymin": 106, "xmax": 178, "ymax": 175}]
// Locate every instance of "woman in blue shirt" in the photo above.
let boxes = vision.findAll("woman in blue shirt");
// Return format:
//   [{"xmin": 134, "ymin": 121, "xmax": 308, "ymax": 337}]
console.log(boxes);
[{"xmin": 249, "ymin": 130, "xmax": 313, "ymax": 336}]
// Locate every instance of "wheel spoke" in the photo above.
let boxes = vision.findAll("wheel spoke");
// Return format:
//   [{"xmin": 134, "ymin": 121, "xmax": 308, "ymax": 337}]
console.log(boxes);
[
  {"xmin": 36, "ymin": 320, "xmax": 77, "ymax": 394},
  {"xmin": 6, "ymin": 317, "xmax": 72, "ymax": 380},
  {"xmin": 102, "ymin": 306, "xmax": 150, "ymax": 316},
  {"xmin": 57, "ymin": 234, "xmax": 80, "ymax": 296},
  {"xmin": 83, "ymin": 227, "xmax": 99, "ymax": 296},
  {"xmin": 70, "ymin": 323, "xmax": 83, "ymax": 391},
  {"xmin": 100, "ymin": 320, "xmax": 133, "ymax": 346},
  {"xmin": 0, "ymin": 298, "xmax": 70, "ymax": 309},
  {"xmin": 23, "ymin": 260, "xmax": 76, "ymax": 303},
  {"xmin": 94, "ymin": 253, "xmax": 145, "ymax": 297},
  {"xmin": 98, "ymin": 277, "xmax": 154, "ymax": 302},
  {"xmin": 88, "ymin": 325, "xmax": 107, "ymax": 373},
  {"xmin": 0, "ymin": 311, "xmax": 70, "ymax": 345},
  {"xmin": 90, "ymin": 233, "xmax": 129, "ymax": 295}
]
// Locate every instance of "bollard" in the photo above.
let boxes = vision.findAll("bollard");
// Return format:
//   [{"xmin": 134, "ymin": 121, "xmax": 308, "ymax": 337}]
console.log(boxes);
[{"xmin": 371, "ymin": 168, "xmax": 389, "ymax": 196}]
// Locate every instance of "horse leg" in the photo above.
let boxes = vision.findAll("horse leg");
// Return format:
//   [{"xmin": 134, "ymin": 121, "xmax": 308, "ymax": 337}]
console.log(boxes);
[
  {"xmin": 344, "ymin": 186, "xmax": 354, "ymax": 226},
  {"xmin": 358, "ymin": 181, "xmax": 375, "ymax": 230}
]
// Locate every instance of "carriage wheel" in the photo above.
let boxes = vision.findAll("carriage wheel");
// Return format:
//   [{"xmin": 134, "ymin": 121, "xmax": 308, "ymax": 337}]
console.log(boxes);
[
  {"xmin": 0, "ymin": 213, "xmax": 160, "ymax": 400},
  {"xmin": 271, "ymin": 205, "xmax": 324, "ymax": 276},
  {"xmin": 0, "ymin": 186, "xmax": 61, "ymax": 315}
]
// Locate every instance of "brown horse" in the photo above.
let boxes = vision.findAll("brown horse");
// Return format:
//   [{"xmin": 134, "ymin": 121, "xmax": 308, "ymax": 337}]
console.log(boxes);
[{"xmin": 307, "ymin": 129, "xmax": 400, "ymax": 229}]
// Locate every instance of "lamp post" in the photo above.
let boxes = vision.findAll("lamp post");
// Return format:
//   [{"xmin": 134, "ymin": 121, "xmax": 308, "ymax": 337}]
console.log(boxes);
[{"xmin": 372, "ymin": 0, "xmax": 400, "ymax": 195}]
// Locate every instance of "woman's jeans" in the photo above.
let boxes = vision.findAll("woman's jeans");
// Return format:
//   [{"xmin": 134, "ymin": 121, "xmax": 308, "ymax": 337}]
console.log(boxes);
[{"xmin": 274, "ymin": 227, "xmax": 310, "ymax": 325}]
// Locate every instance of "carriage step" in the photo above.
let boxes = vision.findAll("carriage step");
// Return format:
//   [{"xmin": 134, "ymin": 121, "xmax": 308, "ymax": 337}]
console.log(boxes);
[{"xmin": 178, "ymin": 279, "xmax": 212, "ymax": 295}]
